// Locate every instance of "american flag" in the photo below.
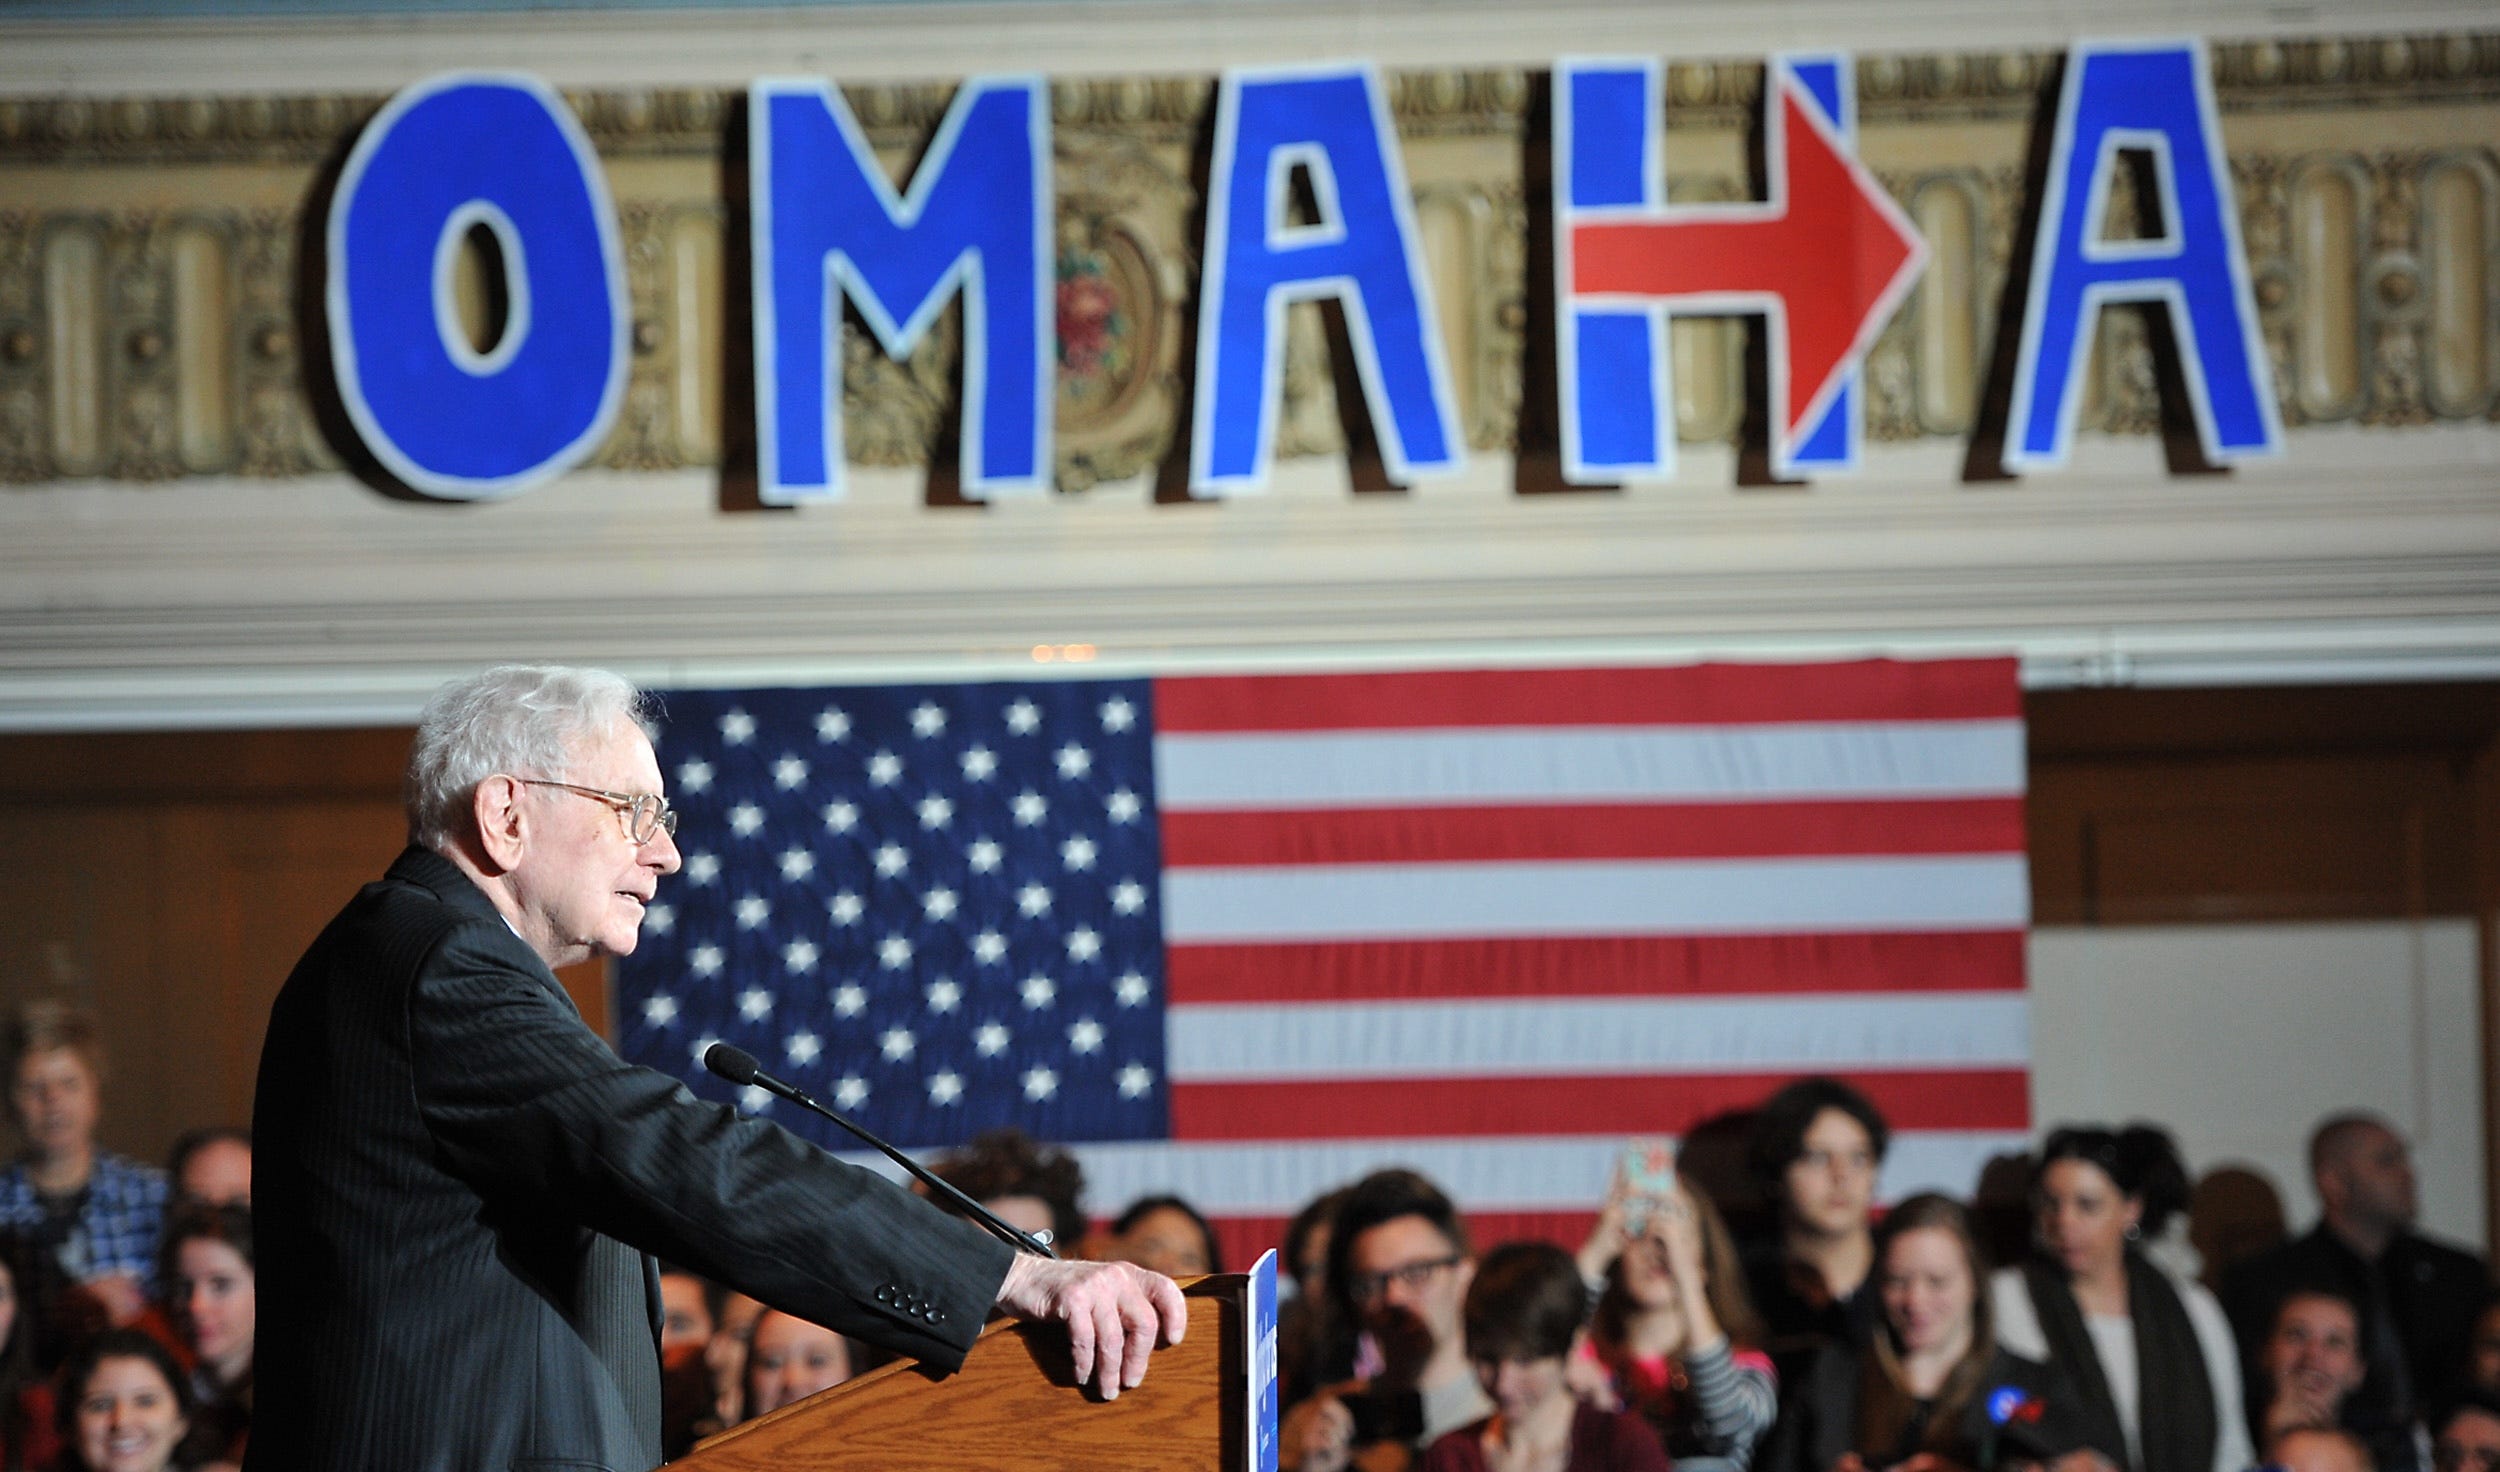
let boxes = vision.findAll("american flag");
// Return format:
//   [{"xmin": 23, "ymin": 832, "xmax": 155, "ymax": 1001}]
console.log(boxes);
[{"xmin": 616, "ymin": 659, "xmax": 2031, "ymax": 1267}]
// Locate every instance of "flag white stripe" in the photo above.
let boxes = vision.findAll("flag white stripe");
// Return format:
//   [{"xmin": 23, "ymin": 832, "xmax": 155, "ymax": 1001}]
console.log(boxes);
[
  {"xmin": 1154, "ymin": 720, "xmax": 2025, "ymax": 810},
  {"xmin": 1042, "ymin": 1131, "xmax": 2034, "ymax": 1217},
  {"xmin": 1163, "ymin": 994, "xmax": 2029, "ymax": 1081},
  {"xmin": 1162, "ymin": 854, "xmax": 2030, "ymax": 942}
]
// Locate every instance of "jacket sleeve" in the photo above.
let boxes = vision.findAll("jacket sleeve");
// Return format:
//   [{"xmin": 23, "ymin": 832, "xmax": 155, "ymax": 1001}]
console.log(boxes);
[{"xmin": 404, "ymin": 917, "xmax": 1014, "ymax": 1369}]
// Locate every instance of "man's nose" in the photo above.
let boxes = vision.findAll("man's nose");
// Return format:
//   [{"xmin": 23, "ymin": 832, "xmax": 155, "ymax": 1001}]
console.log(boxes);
[{"xmin": 646, "ymin": 823, "xmax": 683, "ymax": 874}]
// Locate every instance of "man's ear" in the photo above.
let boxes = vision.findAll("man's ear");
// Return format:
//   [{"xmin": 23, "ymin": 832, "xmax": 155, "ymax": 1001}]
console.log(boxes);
[{"xmin": 472, "ymin": 775, "xmax": 529, "ymax": 874}]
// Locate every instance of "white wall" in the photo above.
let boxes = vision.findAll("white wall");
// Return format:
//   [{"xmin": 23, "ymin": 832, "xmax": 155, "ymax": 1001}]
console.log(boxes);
[{"xmin": 2028, "ymin": 920, "xmax": 2486, "ymax": 1253}]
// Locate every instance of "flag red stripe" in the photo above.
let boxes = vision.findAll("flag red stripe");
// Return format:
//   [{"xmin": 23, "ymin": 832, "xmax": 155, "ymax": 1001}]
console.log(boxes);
[
  {"xmin": 1203, "ymin": 1211, "xmax": 1602, "ymax": 1285},
  {"xmin": 1160, "ymin": 798, "xmax": 2026, "ymax": 868},
  {"xmin": 1152, "ymin": 659, "xmax": 2019, "ymax": 732},
  {"xmin": 1165, "ymin": 930, "xmax": 2025, "ymax": 1004},
  {"xmin": 1168, "ymin": 1069, "xmax": 2028, "ymax": 1142}
]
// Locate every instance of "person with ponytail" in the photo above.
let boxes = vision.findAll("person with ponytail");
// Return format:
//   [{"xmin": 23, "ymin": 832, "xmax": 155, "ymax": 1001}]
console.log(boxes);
[
  {"xmin": 1990, "ymin": 1126, "xmax": 2249, "ymax": 1472},
  {"xmin": 1762, "ymin": 1195, "xmax": 2093, "ymax": 1472}
]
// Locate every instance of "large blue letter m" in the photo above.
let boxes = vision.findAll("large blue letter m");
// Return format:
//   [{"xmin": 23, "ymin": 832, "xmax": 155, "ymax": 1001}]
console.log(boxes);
[{"xmin": 753, "ymin": 75, "xmax": 1051, "ymax": 502}]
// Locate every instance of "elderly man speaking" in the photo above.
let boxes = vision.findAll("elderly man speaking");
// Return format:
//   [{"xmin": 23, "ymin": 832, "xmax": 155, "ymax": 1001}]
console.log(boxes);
[{"xmin": 249, "ymin": 665, "xmax": 1184, "ymax": 1472}]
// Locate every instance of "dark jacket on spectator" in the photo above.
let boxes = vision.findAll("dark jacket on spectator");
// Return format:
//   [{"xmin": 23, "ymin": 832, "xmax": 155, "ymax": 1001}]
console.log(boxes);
[
  {"xmin": 1743, "ymin": 1241, "xmax": 1880, "ymax": 1403},
  {"xmin": 1760, "ymin": 1343, "xmax": 2091, "ymax": 1472}
]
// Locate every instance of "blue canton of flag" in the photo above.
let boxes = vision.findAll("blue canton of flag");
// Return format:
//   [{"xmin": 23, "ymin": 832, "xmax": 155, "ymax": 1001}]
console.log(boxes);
[{"xmin": 615, "ymin": 679, "xmax": 1169, "ymax": 1151}]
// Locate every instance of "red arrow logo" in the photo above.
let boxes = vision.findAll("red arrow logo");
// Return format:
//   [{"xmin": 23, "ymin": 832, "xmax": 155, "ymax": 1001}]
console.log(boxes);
[{"xmin": 1570, "ymin": 76, "xmax": 1926, "ymax": 446}]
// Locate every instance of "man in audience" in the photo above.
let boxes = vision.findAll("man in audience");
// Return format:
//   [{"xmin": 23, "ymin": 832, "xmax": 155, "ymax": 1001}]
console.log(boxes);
[
  {"xmin": 167, "ymin": 1127, "xmax": 251, "ymax": 1208},
  {"xmin": 0, "ymin": 1001, "xmax": 168, "ymax": 1366},
  {"xmin": 1280, "ymin": 1169, "xmax": 1491, "ymax": 1472},
  {"xmin": 2433, "ymin": 1394, "xmax": 2500, "ymax": 1472},
  {"xmin": 928, "ymin": 1128, "xmax": 1090, "ymax": 1254},
  {"xmin": 2224, "ymin": 1113, "xmax": 2491, "ymax": 1472},
  {"xmin": 1741, "ymin": 1076, "xmax": 1889, "ymax": 1392}
]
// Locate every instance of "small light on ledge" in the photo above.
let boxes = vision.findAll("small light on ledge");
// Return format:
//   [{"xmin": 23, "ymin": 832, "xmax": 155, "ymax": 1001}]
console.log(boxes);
[{"xmin": 1030, "ymin": 643, "xmax": 1099, "ymax": 664}]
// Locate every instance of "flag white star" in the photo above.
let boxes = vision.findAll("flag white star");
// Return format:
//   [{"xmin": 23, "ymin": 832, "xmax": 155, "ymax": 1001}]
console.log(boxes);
[
  {"xmin": 833, "ymin": 1075, "xmax": 869, "ymax": 1109},
  {"xmin": 1067, "ymin": 927, "xmax": 1101, "ymax": 961},
  {"xmin": 777, "ymin": 847, "xmax": 814, "ymax": 881},
  {"xmin": 1012, "ymin": 791, "xmax": 1048, "ymax": 826},
  {"xmin": 926, "ymin": 978, "xmax": 962, "ymax": 1014},
  {"xmin": 1005, "ymin": 699, "xmax": 1041, "ymax": 734},
  {"xmin": 783, "ymin": 939, "xmax": 819, "ymax": 973},
  {"xmin": 1016, "ymin": 883, "xmax": 1052, "ymax": 917},
  {"xmin": 1021, "ymin": 974, "xmax": 1056, "ymax": 1009},
  {"xmin": 772, "ymin": 755, "xmax": 808, "ymax": 790},
  {"xmin": 828, "ymin": 891, "xmax": 863, "ymax": 925},
  {"xmin": 740, "ymin": 1084, "xmax": 772, "ymax": 1113},
  {"xmin": 832, "ymin": 984, "xmax": 867, "ymax": 1017},
  {"xmin": 923, "ymin": 887, "xmax": 958, "ymax": 920},
  {"xmin": 643, "ymin": 993, "xmax": 678, "ymax": 1026},
  {"xmin": 1117, "ymin": 1063, "xmax": 1154, "ymax": 1099},
  {"xmin": 729, "ymin": 803, "xmax": 764, "ymax": 837},
  {"xmin": 1061, "ymin": 835, "xmax": 1097, "ymax": 871},
  {"xmin": 974, "ymin": 1023, "xmax": 1011, "ymax": 1057},
  {"xmin": 910, "ymin": 702, "xmax": 948, "ymax": 738},
  {"xmin": 866, "ymin": 751, "xmax": 903, "ymax": 786},
  {"xmin": 823, "ymin": 801, "xmax": 859, "ymax": 834},
  {"xmin": 686, "ymin": 853, "xmax": 721, "ymax": 885},
  {"xmin": 873, "ymin": 844, "xmax": 908, "ymax": 877},
  {"xmin": 928, "ymin": 1070, "xmax": 964, "ymax": 1105},
  {"xmin": 678, "ymin": 759, "xmax": 714, "ymax": 793},
  {"xmin": 968, "ymin": 840, "xmax": 1003, "ymax": 873},
  {"xmin": 785, "ymin": 1031, "xmax": 821, "ymax": 1066},
  {"xmin": 815, "ymin": 706, "xmax": 850, "ymax": 742},
  {"xmin": 1100, "ymin": 696, "xmax": 1135, "ymax": 732},
  {"xmin": 644, "ymin": 903, "xmax": 676, "ymax": 934},
  {"xmin": 917, "ymin": 795, "xmax": 953, "ymax": 830},
  {"xmin": 689, "ymin": 946, "xmax": 723, "ymax": 978},
  {"xmin": 879, "ymin": 1027, "xmax": 915, "ymax": 1061},
  {"xmin": 1068, "ymin": 1018, "xmax": 1104, "ymax": 1054},
  {"xmin": 878, "ymin": 934, "xmax": 913, "ymax": 969},
  {"xmin": 1111, "ymin": 880, "xmax": 1146, "ymax": 915},
  {"xmin": 1115, "ymin": 971, "xmax": 1151, "ymax": 1006},
  {"xmin": 738, "ymin": 987, "xmax": 773, "ymax": 1021},
  {"xmin": 734, "ymin": 895, "xmax": 770, "ymax": 929},
  {"xmin": 1022, "ymin": 1067, "xmax": 1059, "ymax": 1102},
  {"xmin": 960, "ymin": 745, "xmax": 998, "ymax": 781},
  {"xmin": 719, "ymin": 709, "xmax": 755, "ymax": 745},
  {"xmin": 1054, "ymin": 743, "xmax": 1092, "ymax": 779},
  {"xmin": 971, "ymin": 930, "xmax": 1007, "ymax": 964},
  {"xmin": 1107, "ymin": 789, "xmax": 1141, "ymax": 823}
]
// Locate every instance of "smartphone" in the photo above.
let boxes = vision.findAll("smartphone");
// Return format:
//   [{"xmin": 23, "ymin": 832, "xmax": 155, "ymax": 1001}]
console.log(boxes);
[
  {"xmin": 1341, "ymin": 1390, "xmax": 1426, "ymax": 1446},
  {"xmin": 1613, "ymin": 1137, "xmax": 1677, "ymax": 1235}
]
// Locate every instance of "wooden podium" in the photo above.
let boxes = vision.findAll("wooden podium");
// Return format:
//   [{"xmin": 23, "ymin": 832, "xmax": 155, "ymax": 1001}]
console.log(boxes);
[{"xmin": 677, "ymin": 1255, "xmax": 1279, "ymax": 1471}]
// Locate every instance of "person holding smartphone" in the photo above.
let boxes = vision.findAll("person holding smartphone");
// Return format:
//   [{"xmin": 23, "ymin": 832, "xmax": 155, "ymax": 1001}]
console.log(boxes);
[{"xmin": 1575, "ymin": 1163, "xmax": 1779, "ymax": 1472}]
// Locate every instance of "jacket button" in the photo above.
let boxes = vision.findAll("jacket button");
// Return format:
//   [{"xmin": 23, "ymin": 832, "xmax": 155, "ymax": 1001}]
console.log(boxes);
[{"xmin": 875, "ymin": 1285, "xmax": 896, "ymax": 1304}]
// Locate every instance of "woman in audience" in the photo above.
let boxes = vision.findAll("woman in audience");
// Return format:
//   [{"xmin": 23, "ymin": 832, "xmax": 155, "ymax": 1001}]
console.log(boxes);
[
  {"xmin": 742, "ymin": 1309, "xmax": 859, "ymax": 1419},
  {"xmin": 1761, "ymin": 1194, "xmax": 2094, "ymax": 1472},
  {"xmin": 55, "ymin": 1329, "xmax": 191, "ymax": 1472},
  {"xmin": 0, "ymin": 1239, "xmax": 56, "ymax": 1472},
  {"xmin": 1106, "ymin": 1195, "xmax": 1223, "ymax": 1279},
  {"xmin": 1420, "ymin": 1241, "xmax": 1669, "ymax": 1472},
  {"xmin": 1991, "ymin": 1127, "xmax": 2248, "ymax": 1472},
  {"xmin": 1575, "ymin": 1174, "xmax": 1778, "ymax": 1472},
  {"xmin": 159, "ymin": 1203, "xmax": 251, "ymax": 1470},
  {"xmin": 1744, "ymin": 1079, "xmax": 1890, "ymax": 1391}
]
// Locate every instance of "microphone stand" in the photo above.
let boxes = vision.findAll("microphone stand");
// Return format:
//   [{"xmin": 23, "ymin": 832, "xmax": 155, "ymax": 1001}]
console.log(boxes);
[{"xmin": 704, "ymin": 1042, "xmax": 1058, "ymax": 1259}]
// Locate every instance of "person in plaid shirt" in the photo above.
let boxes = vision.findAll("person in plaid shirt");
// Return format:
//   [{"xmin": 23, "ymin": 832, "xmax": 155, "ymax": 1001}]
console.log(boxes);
[{"xmin": 0, "ymin": 1001, "xmax": 169, "ymax": 1367}]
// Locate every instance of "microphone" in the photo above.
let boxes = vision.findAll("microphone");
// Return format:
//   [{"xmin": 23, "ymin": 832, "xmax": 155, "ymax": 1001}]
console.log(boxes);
[{"xmin": 703, "ymin": 1042, "xmax": 1057, "ymax": 1259}]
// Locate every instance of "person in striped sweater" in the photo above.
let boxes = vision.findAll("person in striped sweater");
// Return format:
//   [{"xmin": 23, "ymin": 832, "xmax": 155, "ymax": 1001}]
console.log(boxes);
[{"xmin": 1575, "ymin": 1174, "xmax": 1781, "ymax": 1472}]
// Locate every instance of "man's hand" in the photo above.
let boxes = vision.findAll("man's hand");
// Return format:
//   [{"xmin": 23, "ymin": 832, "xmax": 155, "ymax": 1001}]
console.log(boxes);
[
  {"xmin": 1280, "ymin": 1391, "xmax": 1355, "ymax": 1472},
  {"xmin": 996, "ymin": 1254, "xmax": 1187, "ymax": 1401}
]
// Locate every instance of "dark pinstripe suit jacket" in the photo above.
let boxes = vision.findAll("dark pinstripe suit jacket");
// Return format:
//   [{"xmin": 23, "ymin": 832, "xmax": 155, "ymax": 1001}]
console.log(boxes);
[{"xmin": 248, "ymin": 846, "xmax": 1013, "ymax": 1472}]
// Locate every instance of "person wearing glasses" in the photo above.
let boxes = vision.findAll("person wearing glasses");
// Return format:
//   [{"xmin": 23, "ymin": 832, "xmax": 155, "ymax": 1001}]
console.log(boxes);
[
  {"xmin": 249, "ymin": 665, "xmax": 1186, "ymax": 1472},
  {"xmin": 1282, "ymin": 1170, "xmax": 1493, "ymax": 1472}
]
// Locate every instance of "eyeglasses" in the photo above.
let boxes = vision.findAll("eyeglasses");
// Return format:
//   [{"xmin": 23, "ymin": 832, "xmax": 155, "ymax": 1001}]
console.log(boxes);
[
  {"xmin": 1347, "ymin": 1255, "xmax": 1462, "ymax": 1305},
  {"xmin": 520, "ymin": 779, "xmax": 679, "ymax": 844}
]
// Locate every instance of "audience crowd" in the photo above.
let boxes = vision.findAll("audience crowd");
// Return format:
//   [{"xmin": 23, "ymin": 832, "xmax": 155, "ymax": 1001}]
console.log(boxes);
[{"xmin": 1, "ymin": 991, "xmax": 2491, "ymax": 1472}]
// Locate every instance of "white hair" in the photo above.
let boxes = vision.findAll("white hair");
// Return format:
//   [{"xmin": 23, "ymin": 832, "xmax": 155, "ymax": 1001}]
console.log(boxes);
[{"xmin": 406, "ymin": 665, "xmax": 649, "ymax": 851}]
